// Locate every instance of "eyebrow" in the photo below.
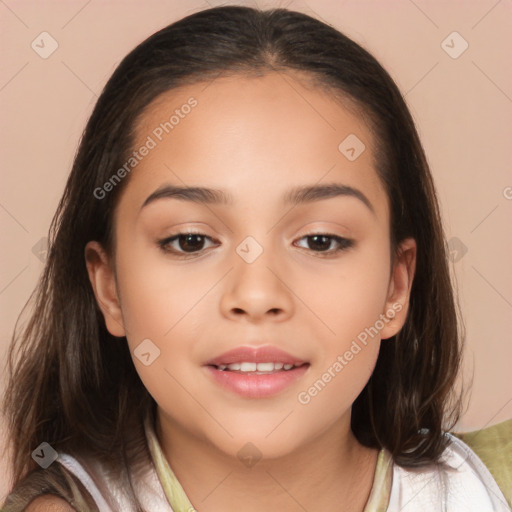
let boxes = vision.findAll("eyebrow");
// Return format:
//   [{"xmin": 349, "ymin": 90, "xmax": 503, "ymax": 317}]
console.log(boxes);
[{"xmin": 140, "ymin": 182, "xmax": 375, "ymax": 215}]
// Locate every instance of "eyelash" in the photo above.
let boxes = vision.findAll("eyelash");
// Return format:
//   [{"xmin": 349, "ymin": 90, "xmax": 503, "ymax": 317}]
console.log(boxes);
[{"xmin": 157, "ymin": 231, "xmax": 354, "ymax": 259}]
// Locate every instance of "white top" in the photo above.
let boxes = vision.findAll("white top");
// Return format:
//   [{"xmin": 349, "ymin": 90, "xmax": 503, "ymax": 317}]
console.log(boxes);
[
  {"xmin": 387, "ymin": 433, "xmax": 511, "ymax": 511},
  {"xmin": 56, "ymin": 432, "xmax": 511, "ymax": 511},
  {"xmin": 56, "ymin": 453, "xmax": 172, "ymax": 512}
]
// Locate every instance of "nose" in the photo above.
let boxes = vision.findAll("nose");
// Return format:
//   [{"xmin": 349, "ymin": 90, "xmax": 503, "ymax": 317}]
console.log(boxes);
[{"xmin": 219, "ymin": 242, "xmax": 295, "ymax": 323}]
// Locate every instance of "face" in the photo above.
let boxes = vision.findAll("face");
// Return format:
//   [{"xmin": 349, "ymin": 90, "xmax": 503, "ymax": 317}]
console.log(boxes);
[{"xmin": 86, "ymin": 71, "xmax": 416, "ymax": 461}]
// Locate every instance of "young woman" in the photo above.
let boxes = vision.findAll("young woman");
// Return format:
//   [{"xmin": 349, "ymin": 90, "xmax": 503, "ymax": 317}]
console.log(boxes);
[{"xmin": 2, "ymin": 5, "xmax": 511, "ymax": 512}]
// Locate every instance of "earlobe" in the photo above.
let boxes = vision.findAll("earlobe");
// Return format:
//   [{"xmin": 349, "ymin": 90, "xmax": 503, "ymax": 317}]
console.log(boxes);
[
  {"xmin": 84, "ymin": 241, "xmax": 126, "ymax": 337},
  {"xmin": 380, "ymin": 238, "xmax": 417, "ymax": 340}
]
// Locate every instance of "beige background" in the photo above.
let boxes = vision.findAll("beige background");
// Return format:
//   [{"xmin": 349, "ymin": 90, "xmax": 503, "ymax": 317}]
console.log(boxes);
[{"xmin": 1, "ymin": 0, "xmax": 511, "ymax": 501}]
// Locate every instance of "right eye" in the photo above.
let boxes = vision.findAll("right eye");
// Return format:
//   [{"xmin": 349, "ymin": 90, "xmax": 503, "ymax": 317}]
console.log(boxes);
[{"xmin": 157, "ymin": 232, "xmax": 217, "ymax": 258}]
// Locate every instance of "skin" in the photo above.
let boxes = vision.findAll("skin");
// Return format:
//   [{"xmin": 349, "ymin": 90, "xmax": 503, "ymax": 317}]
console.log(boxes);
[
  {"xmin": 85, "ymin": 70, "xmax": 416, "ymax": 512},
  {"xmin": 25, "ymin": 496, "xmax": 74, "ymax": 511}
]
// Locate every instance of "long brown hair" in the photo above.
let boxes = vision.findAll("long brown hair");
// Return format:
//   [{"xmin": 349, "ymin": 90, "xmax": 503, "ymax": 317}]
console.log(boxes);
[{"xmin": 3, "ymin": 4, "xmax": 465, "ymax": 508}]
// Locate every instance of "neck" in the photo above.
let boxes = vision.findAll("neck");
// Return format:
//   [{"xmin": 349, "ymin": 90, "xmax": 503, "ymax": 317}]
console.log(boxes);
[{"xmin": 156, "ymin": 409, "xmax": 379, "ymax": 512}]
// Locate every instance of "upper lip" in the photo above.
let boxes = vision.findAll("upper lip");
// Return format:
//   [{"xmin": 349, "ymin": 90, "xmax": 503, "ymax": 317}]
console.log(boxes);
[{"xmin": 204, "ymin": 345, "xmax": 308, "ymax": 367}]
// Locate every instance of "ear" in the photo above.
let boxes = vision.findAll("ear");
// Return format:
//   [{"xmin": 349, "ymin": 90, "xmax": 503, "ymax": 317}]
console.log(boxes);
[
  {"xmin": 84, "ymin": 240, "xmax": 126, "ymax": 337},
  {"xmin": 380, "ymin": 237, "xmax": 417, "ymax": 340}
]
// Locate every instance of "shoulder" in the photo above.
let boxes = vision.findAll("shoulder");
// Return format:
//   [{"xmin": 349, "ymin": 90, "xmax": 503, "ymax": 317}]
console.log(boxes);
[
  {"xmin": 24, "ymin": 495, "xmax": 75, "ymax": 512},
  {"xmin": 1, "ymin": 457, "xmax": 95, "ymax": 512},
  {"xmin": 452, "ymin": 418, "xmax": 512, "ymax": 508},
  {"xmin": 387, "ymin": 423, "xmax": 512, "ymax": 511}
]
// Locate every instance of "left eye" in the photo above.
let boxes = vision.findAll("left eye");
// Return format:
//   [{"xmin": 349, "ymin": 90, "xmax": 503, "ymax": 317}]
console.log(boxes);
[
  {"xmin": 157, "ymin": 232, "xmax": 354, "ymax": 257},
  {"xmin": 294, "ymin": 234, "xmax": 354, "ymax": 254}
]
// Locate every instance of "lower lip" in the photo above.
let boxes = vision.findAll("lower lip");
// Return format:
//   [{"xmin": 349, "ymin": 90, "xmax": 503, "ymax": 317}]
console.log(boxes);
[{"xmin": 204, "ymin": 364, "xmax": 310, "ymax": 399}]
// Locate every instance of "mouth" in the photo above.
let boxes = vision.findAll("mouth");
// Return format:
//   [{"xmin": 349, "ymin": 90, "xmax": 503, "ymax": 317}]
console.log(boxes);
[
  {"xmin": 208, "ymin": 361, "xmax": 310, "ymax": 374},
  {"xmin": 204, "ymin": 360, "xmax": 311, "ymax": 398},
  {"xmin": 203, "ymin": 345, "xmax": 310, "ymax": 398}
]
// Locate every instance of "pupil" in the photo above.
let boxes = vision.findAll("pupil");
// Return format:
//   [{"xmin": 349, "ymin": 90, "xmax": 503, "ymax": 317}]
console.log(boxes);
[
  {"xmin": 309, "ymin": 235, "xmax": 330, "ymax": 251},
  {"xmin": 180, "ymin": 234, "xmax": 204, "ymax": 252}
]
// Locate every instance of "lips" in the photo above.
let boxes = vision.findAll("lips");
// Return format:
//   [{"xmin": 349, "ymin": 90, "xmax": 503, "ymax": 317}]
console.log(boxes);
[{"xmin": 203, "ymin": 345, "xmax": 310, "ymax": 398}]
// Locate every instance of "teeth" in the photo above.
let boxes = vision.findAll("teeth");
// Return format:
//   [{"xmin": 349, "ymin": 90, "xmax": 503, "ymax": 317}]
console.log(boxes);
[
  {"xmin": 241, "ymin": 362, "xmax": 257, "ymax": 372},
  {"xmin": 256, "ymin": 362, "xmax": 274, "ymax": 372},
  {"xmin": 216, "ymin": 362, "xmax": 301, "ymax": 372}
]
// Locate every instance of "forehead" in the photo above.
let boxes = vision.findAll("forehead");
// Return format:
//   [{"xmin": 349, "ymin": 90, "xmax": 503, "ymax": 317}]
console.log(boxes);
[{"xmin": 120, "ymin": 71, "xmax": 387, "ymax": 218}]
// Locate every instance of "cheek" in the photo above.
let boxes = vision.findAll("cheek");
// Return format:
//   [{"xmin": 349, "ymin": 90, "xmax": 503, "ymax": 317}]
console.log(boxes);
[
  {"xmin": 114, "ymin": 242, "xmax": 217, "ymax": 400},
  {"xmin": 114, "ymin": 246, "xmax": 209, "ymax": 414},
  {"xmin": 295, "ymin": 253, "xmax": 389, "ymax": 420},
  {"xmin": 115, "ymin": 241, "xmax": 210, "ymax": 339},
  {"xmin": 309, "ymin": 235, "xmax": 391, "ymax": 345},
  {"xmin": 296, "ymin": 237, "xmax": 389, "ymax": 408},
  {"xmin": 295, "ymin": 342, "xmax": 379, "ymax": 431}
]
